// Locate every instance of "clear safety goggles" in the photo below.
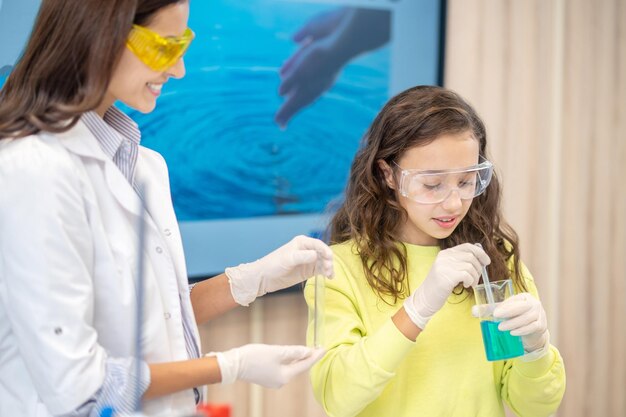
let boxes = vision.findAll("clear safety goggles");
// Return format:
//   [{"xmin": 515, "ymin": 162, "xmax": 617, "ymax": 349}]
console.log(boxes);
[
  {"xmin": 126, "ymin": 24, "xmax": 195, "ymax": 72},
  {"xmin": 394, "ymin": 157, "xmax": 493, "ymax": 204}
]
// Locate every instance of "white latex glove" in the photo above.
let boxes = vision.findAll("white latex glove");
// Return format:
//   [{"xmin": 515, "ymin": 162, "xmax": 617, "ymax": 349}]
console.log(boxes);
[
  {"xmin": 225, "ymin": 235, "xmax": 334, "ymax": 306},
  {"xmin": 493, "ymin": 293, "xmax": 550, "ymax": 357},
  {"xmin": 211, "ymin": 344, "xmax": 326, "ymax": 388},
  {"xmin": 404, "ymin": 243, "xmax": 490, "ymax": 330}
]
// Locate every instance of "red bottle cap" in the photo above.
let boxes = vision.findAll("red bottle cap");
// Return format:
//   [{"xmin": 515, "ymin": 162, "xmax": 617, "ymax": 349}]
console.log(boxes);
[{"xmin": 196, "ymin": 403, "xmax": 232, "ymax": 417}]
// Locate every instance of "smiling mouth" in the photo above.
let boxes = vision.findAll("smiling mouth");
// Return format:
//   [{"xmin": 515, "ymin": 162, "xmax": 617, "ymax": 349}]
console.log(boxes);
[
  {"xmin": 433, "ymin": 216, "xmax": 459, "ymax": 229},
  {"xmin": 147, "ymin": 83, "xmax": 163, "ymax": 94},
  {"xmin": 434, "ymin": 217, "xmax": 456, "ymax": 223}
]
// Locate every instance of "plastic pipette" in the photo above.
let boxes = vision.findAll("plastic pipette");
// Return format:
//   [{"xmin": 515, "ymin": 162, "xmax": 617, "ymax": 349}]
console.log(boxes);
[
  {"xmin": 475, "ymin": 243, "xmax": 495, "ymax": 305},
  {"xmin": 313, "ymin": 272, "xmax": 325, "ymax": 348}
]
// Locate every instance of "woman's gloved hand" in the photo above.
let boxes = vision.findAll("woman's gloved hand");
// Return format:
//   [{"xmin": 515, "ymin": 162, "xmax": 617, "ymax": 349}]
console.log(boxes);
[
  {"xmin": 225, "ymin": 235, "xmax": 334, "ymax": 306},
  {"xmin": 493, "ymin": 293, "xmax": 550, "ymax": 355},
  {"xmin": 211, "ymin": 344, "xmax": 326, "ymax": 388},
  {"xmin": 404, "ymin": 243, "xmax": 490, "ymax": 330}
]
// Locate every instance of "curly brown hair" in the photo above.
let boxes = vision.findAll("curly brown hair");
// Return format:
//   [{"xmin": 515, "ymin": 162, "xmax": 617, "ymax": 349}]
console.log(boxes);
[{"xmin": 330, "ymin": 85, "xmax": 526, "ymax": 303}]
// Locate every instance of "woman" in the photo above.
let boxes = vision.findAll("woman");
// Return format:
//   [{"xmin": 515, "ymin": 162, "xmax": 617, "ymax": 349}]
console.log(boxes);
[{"xmin": 0, "ymin": 1, "xmax": 332, "ymax": 416}]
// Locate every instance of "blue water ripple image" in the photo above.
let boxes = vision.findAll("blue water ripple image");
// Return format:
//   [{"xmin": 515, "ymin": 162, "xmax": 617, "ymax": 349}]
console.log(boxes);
[{"xmin": 124, "ymin": 0, "xmax": 390, "ymax": 220}]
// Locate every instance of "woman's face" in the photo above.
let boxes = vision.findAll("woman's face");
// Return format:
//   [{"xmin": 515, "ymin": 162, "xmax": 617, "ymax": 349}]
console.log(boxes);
[
  {"xmin": 99, "ymin": 2, "xmax": 190, "ymax": 115},
  {"xmin": 381, "ymin": 130, "xmax": 481, "ymax": 246}
]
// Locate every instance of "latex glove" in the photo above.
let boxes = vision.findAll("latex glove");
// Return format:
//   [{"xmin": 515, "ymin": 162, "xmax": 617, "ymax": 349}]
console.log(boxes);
[
  {"xmin": 211, "ymin": 344, "xmax": 326, "ymax": 388},
  {"xmin": 225, "ymin": 235, "xmax": 334, "ymax": 306},
  {"xmin": 493, "ymin": 293, "xmax": 550, "ymax": 356},
  {"xmin": 404, "ymin": 243, "xmax": 490, "ymax": 330}
]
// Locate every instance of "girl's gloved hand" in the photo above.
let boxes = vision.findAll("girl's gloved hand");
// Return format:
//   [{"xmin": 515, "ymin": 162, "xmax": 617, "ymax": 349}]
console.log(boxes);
[
  {"xmin": 493, "ymin": 293, "xmax": 550, "ymax": 355},
  {"xmin": 225, "ymin": 235, "xmax": 334, "ymax": 306},
  {"xmin": 211, "ymin": 344, "xmax": 326, "ymax": 388},
  {"xmin": 404, "ymin": 243, "xmax": 490, "ymax": 330}
]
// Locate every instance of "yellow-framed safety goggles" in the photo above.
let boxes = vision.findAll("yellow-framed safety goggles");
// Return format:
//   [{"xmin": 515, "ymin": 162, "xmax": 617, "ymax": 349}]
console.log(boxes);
[{"xmin": 126, "ymin": 24, "xmax": 195, "ymax": 72}]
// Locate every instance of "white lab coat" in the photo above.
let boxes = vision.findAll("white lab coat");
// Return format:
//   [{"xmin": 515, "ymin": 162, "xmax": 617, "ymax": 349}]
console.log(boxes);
[{"xmin": 0, "ymin": 121, "xmax": 201, "ymax": 416}]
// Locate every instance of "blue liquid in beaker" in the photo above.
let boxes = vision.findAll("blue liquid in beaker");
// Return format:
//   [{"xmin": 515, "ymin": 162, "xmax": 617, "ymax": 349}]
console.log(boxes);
[{"xmin": 480, "ymin": 320, "xmax": 525, "ymax": 361}]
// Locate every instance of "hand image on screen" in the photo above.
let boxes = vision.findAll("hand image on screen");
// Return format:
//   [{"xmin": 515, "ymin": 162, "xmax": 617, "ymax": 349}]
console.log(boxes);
[{"xmin": 275, "ymin": 7, "xmax": 391, "ymax": 128}]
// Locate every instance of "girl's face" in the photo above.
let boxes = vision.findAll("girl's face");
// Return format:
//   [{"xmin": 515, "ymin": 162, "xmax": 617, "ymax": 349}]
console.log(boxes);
[
  {"xmin": 381, "ymin": 130, "xmax": 480, "ymax": 246},
  {"xmin": 98, "ymin": 2, "xmax": 190, "ymax": 116}
]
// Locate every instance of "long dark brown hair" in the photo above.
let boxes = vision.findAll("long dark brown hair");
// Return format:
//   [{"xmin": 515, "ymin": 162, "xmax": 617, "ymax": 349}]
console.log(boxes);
[
  {"xmin": 330, "ymin": 85, "xmax": 525, "ymax": 303},
  {"xmin": 0, "ymin": 0, "xmax": 185, "ymax": 139}
]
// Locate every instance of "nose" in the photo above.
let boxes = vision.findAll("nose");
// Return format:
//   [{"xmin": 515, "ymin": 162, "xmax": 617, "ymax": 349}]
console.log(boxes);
[
  {"xmin": 440, "ymin": 189, "xmax": 463, "ymax": 211},
  {"xmin": 166, "ymin": 57, "xmax": 186, "ymax": 79}
]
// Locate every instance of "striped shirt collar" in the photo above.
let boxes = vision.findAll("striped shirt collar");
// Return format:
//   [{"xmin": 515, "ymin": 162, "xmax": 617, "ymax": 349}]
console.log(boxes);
[{"xmin": 82, "ymin": 107, "xmax": 141, "ymax": 183}]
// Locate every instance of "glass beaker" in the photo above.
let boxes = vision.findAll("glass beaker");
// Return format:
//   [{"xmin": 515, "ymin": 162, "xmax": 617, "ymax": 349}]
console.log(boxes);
[{"xmin": 474, "ymin": 279, "xmax": 525, "ymax": 361}]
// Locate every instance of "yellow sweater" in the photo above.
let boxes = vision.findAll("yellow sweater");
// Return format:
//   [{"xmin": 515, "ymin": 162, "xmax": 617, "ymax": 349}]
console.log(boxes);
[{"xmin": 304, "ymin": 241, "xmax": 565, "ymax": 417}]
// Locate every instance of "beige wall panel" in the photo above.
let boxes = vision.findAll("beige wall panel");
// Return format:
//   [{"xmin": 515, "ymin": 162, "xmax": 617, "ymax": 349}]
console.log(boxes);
[
  {"xmin": 587, "ymin": 0, "xmax": 617, "ymax": 414},
  {"xmin": 558, "ymin": 0, "xmax": 594, "ymax": 412},
  {"xmin": 610, "ymin": 3, "xmax": 626, "ymax": 416}
]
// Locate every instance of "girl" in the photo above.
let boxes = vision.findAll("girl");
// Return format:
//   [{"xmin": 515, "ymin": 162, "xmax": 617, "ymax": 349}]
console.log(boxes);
[
  {"xmin": 305, "ymin": 86, "xmax": 565, "ymax": 417},
  {"xmin": 0, "ymin": 1, "xmax": 333, "ymax": 416}
]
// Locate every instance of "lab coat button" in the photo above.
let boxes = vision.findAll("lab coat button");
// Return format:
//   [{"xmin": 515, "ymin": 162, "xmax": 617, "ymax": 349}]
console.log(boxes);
[
  {"xmin": 156, "ymin": 246, "xmax": 163, "ymax": 254},
  {"xmin": 164, "ymin": 228, "xmax": 172, "ymax": 236},
  {"xmin": 164, "ymin": 312, "xmax": 171, "ymax": 319}
]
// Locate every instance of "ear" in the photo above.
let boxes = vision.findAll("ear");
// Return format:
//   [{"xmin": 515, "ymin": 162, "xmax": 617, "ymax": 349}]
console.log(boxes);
[{"xmin": 377, "ymin": 159, "xmax": 396, "ymax": 190}]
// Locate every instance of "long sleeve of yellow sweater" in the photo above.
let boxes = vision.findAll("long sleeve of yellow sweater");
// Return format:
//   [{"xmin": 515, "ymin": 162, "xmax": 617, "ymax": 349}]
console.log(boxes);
[{"xmin": 304, "ymin": 241, "xmax": 566, "ymax": 417}]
